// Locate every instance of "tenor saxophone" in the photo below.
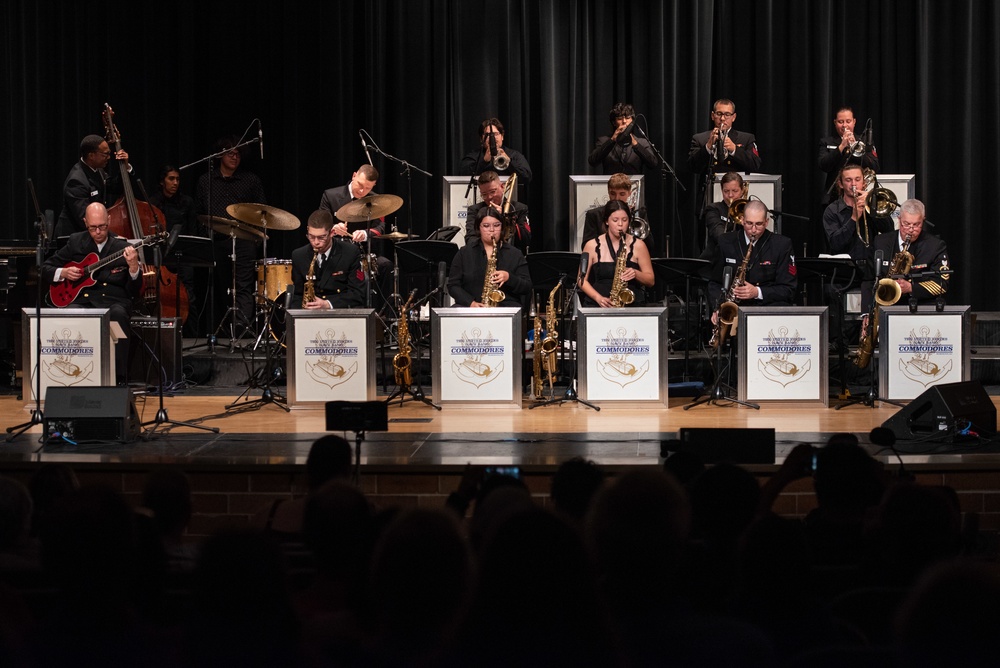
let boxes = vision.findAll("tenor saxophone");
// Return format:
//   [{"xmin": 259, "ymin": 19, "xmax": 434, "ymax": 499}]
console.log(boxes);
[
  {"xmin": 855, "ymin": 235, "xmax": 913, "ymax": 369},
  {"xmin": 302, "ymin": 251, "xmax": 318, "ymax": 307},
  {"xmin": 393, "ymin": 290, "xmax": 417, "ymax": 386},
  {"xmin": 609, "ymin": 237, "xmax": 635, "ymax": 307},
  {"xmin": 480, "ymin": 235, "xmax": 505, "ymax": 307},
  {"xmin": 532, "ymin": 308, "xmax": 544, "ymax": 398},
  {"xmin": 709, "ymin": 236, "xmax": 754, "ymax": 348}
]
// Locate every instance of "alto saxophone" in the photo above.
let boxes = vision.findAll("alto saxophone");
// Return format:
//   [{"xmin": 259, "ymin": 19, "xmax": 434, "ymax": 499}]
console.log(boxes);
[
  {"xmin": 480, "ymin": 235, "xmax": 505, "ymax": 307},
  {"xmin": 541, "ymin": 282, "xmax": 560, "ymax": 372},
  {"xmin": 533, "ymin": 306, "xmax": 544, "ymax": 398},
  {"xmin": 609, "ymin": 237, "xmax": 635, "ymax": 307},
  {"xmin": 394, "ymin": 290, "xmax": 417, "ymax": 386},
  {"xmin": 302, "ymin": 251, "xmax": 318, "ymax": 307},
  {"xmin": 709, "ymin": 236, "xmax": 755, "ymax": 348}
]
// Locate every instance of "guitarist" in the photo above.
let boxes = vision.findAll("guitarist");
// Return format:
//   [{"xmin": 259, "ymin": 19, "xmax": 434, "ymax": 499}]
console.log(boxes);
[{"xmin": 43, "ymin": 202, "xmax": 142, "ymax": 385}]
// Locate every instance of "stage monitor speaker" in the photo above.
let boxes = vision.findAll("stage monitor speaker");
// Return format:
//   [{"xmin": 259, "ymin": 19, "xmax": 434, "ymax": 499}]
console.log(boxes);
[
  {"xmin": 43, "ymin": 386, "xmax": 140, "ymax": 443},
  {"xmin": 881, "ymin": 380, "xmax": 996, "ymax": 442},
  {"xmin": 664, "ymin": 427, "xmax": 776, "ymax": 464}
]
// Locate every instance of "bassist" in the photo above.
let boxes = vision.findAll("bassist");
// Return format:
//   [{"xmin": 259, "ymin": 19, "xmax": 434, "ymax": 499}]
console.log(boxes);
[{"xmin": 43, "ymin": 203, "xmax": 142, "ymax": 385}]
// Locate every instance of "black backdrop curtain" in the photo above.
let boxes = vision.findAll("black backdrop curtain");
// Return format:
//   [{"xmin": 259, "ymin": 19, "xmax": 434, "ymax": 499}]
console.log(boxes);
[{"xmin": 2, "ymin": 0, "xmax": 997, "ymax": 308}]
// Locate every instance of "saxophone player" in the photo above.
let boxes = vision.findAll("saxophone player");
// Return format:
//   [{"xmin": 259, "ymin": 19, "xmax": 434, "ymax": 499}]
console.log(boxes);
[
  {"xmin": 860, "ymin": 199, "xmax": 950, "ymax": 335},
  {"xmin": 708, "ymin": 201, "xmax": 797, "ymax": 326},
  {"xmin": 580, "ymin": 200, "xmax": 655, "ymax": 308},
  {"xmin": 291, "ymin": 210, "xmax": 365, "ymax": 309},
  {"xmin": 448, "ymin": 207, "xmax": 532, "ymax": 308}
]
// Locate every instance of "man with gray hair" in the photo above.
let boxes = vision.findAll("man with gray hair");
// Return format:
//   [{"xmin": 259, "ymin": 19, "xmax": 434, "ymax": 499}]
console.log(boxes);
[{"xmin": 861, "ymin": 198, "xmax": 950, "ymax": 319}]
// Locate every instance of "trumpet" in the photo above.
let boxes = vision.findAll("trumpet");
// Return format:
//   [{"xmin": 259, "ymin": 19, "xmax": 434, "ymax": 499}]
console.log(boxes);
[{"xmin": 849, "ymin": 132, "xmax": 866, "ymax": 158}]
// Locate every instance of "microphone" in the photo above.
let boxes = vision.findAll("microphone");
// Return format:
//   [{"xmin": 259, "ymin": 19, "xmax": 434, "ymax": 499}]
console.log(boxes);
[
  {"xmin": 864, "ymin": 119, "xmax": 873, "ymax": 149},
  {"xmin": 438, "ymin": 260, "xmax": 447, "ymax": 293},
  {"xmin": 722, "ymin": 265, "xmax": 734, "ymax": 291},
  {"xmin": 359, "ymin": 130, "xmax": 372, "ymax": 165},
  {"xmin": 617, "ymin": 120, "xmax": 635, "ymax": 144},
  {"xmin": 259, "ymin": 121, "xmax": 264, "ymax": 159},
  {"xmin": 578, "ymin": 251, "xmax": 589, "ymax": 283},
  {"xmin": 488, "ymin": 131, "xmax": 498, "ymax": 162},
  {"xmin": 874, "ymin": 249, "xmax": 884, "ymax": 279}
]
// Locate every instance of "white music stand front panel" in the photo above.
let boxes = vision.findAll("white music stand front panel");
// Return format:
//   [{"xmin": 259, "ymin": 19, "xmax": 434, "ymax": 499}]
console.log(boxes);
[
  {"xmin": 578, "ymin": 306, "xmax": 669, "ymax": 406},
  {"xmin": 569, "ymin": 175, "xmax": 645, "ymax": 251},
  {"xmin": 737, "ymin": 306, "xmax": 829, "ymax": 405},
  {"xmin": 432, "ymin": 307, "xmax": 522, "ymax": 407},
  {"xmin": 879, "ymin": 305, "xmax": 970, "ymax": 401},
  {"xmin": 286, "ymin": 309, "xmax": 377, "ymax": 407},
  {"xmin": 22, "ymin": 308, "xmax": 112, "ymax": 407}
]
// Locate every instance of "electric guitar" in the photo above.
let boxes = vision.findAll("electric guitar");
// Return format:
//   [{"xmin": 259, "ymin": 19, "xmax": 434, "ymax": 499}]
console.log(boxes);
[{"xmin": 49, "ymin": 231, "xmax": 168, "ymax": 307}]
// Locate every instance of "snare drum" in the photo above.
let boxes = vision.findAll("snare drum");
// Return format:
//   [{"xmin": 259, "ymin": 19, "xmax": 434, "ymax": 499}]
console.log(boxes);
[{"xmin": 256, "ymin": 259, "xmax": 293, "ymax": 303}]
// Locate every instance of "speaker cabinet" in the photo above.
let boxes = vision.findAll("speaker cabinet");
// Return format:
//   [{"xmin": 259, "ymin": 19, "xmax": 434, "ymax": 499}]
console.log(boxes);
[
  {"xmin": 882, "ymin": 380, "xmax": 997, "ymax": 442},
  {"xmin": 43, "ymin": 386, "xmax": 140, "ymax": 443},
  {"xmin": 665, "ymin": 427, "xmax": 776, "ymax": 464},
  {"xmin": 129, "ymin": 317, "xmax": 182, "ymax": 386}
]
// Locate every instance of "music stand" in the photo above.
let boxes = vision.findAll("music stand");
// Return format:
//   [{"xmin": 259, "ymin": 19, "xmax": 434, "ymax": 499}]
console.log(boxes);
[
  {"xmin": 797, "ymin": 257, "xmax": 862, "ymax": 399},
  {"xmin": 651, "ymin": 258, "xmax": 710, "ymax": 381}
]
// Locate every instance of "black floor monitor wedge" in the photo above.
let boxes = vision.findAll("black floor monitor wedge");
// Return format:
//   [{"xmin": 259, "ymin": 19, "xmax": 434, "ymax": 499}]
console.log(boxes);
[
  {"xmin": 43, "ymin": 386, "xmax": 140, "ymax": 443},
  {"xmin": 882, "ymin": 380, "xmax": 996, "ymax": 442}
]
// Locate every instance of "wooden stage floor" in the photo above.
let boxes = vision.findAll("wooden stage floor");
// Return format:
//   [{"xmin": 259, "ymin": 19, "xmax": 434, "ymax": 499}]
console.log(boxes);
[{"xmin": 3, "ymin": 389, "xmax": 1000, "ymax": 470}]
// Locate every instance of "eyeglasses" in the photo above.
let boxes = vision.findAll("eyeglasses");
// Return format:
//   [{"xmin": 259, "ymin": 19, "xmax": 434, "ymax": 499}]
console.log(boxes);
[
  {"xmin": 96, "ymin": 151, "xmax": 111, "ymax": 157},
  {"xmin": 483, "ymin": 131, "xmax": 502, "ymax": 137},
  {"xmin": 306, "ymin": 233, "xmax": 330, "ymax": 241},
  {"xmin": 899, "ymin": 222, "xmax": 923, "ymax": 229},
  {"xmin": 712, "ymin": 111, "xmax": 735, "ymax": 118},
  {"xmin": 87, "ymin": 224, "xmax": 109, "ymax": 232}
]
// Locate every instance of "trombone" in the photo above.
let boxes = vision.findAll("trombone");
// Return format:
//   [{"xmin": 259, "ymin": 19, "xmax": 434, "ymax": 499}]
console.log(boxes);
[
  {"xmin": 500, "ymin": 173, "xmax": 518, "ymax": 241},
  {"xmin": 626, "ymin": 179, "xmax": 650, "ymax": 239}
]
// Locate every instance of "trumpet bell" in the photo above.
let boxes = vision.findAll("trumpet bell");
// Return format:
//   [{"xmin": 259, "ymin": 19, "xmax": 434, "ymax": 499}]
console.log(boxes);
[{"xmin": 493, "ymin": 153, "xmax": 510, "ymax": 171}]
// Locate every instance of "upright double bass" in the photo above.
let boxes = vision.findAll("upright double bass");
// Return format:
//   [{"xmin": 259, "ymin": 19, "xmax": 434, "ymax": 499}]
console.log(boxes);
[{"xmin": 102, "ymin": 104, "xmax": 189, "ymax": 322}]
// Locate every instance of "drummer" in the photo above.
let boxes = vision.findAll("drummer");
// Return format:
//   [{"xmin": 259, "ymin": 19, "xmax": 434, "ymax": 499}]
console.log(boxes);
[
  {"xmin": 291, "ymin": 210, "xmax": 364, "ymax": 309},
  {"xmin": 318, "ymin": 165, "xmax": 394, "ymax": 310}
]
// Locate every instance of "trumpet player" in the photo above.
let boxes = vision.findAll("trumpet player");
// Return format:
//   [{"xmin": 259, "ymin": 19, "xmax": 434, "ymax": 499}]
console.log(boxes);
[
  {"xmin": 588, "ymin": 102, "xmax": 660, "ymax": 174},
  {"xmin": 291, "ymin": 210, "xmax": 364, "ymax": 309},
  {"xmin": 580, "ymin": 200, "xmax": 654, "ymax": 308},
  {"xmin": 819, "ymin": 107, "xmax": 880, "ymax": 206},
  {"xmin": 460, "ymin": 118, "xmax": 532, "ymax": 182},
  {"xmin": 708, "ymin": 200, "xmax": 797, "ymax": 326},
  {"xmin": 448, "ymin": 207, "xmax": 532, "ymax": 308},
  {"xmin": 860, "ymin": 199, "xmax": 950, "ymax": 331},
  {"xmin": 689, "ymin": 99, "xmax": 761, "ymax": 216},
  {"xmin": 822, "ymin": 164, "xmax": 893, "ymax": 260},
  {"xmin": 466, "ymin": 170, "xmax": 531, "ymax": 254}
]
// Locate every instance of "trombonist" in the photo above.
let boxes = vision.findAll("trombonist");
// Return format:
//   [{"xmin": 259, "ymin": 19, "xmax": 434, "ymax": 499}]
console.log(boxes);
[
  {"xmin": 822, "ymin": 164, "xmax": 894, "ymax": 261},
  {"xmin": 448, "ymin": 207, "xmax": 532, "ymax": 308},
  {"xmin": 466, "ymin": 171, "xmax": 531, "ymax": 254},
  {"xmin": 819, "ymin": 107, "xmax": 880, "ymax": 206},
  {"xmin": 460, "ymin": 118, "xmax": 532, "ymax": 182},
  {"xmin": 700, "ymin": 171, "xmax": 747, "ymax": 259}
]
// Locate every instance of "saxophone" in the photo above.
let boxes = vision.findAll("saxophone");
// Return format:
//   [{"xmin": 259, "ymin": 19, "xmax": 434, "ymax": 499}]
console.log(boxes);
[
  {"xmin": 302, "ymin": 251, "xmax": 318, "ymax": 307},
  {"xmin": 393, "ymin": 290, "xmax": 417, "ymax": 386},
  {"xmin": 532, "ymin": 306, "xmax": 544, "ymax": 398},
  {"xmin": 480, "ymin": 235, "xmax": 505, "ymax": 307},
  {"xmin": 609, "ymin": 237, "xmax": 635, "ymax": 307},
  {"xmin": 709, "ymin": 236, "xmax": 755, "ymax": 348},
  {"xmin": 541, "ymin": 282, "xmax": 560, "ymax": 371},
  {"xmin": 855, "ymin": 235, "xmax": 913, "ymax": 369}
]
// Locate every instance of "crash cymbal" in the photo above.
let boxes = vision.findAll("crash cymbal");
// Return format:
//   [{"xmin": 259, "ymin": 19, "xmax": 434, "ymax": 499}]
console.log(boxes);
[
  {"xmin": 199, "ymin": 215, "xmax": 267, "ymax": 242},
  {"xmin": 379, "ymin": 231, "xmax": 419, "ymax": 242},
  {"xmin": 335, "ymin": 194, "xmax": 404, "ymax": 223},
  {"xmin": 226, "ymin": 203, "xmax": 301, "ymax": 231}
]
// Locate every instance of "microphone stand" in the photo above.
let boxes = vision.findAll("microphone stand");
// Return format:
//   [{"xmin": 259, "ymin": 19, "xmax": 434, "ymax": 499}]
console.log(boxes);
[
  {"xmin": 685, "ymin": 269, "xmax": 759, "ymax": 410},
  {"xmin": 634, "ymin": 121, "xmax": 686, "ymax": 257},
  {"xmin": 134, "ymin": 181, "xmax": 219, "ymax": 438},
  {"xmin": 7, "ymin": 180, "xmax": 48, "ymax": 442},
  {"xmin": 361, "ymin": 130, "xmax": 431, "ymax": 239},
  {"xmin": 529, "ymin": 274, "xmax": 599, "ymax": 411}
]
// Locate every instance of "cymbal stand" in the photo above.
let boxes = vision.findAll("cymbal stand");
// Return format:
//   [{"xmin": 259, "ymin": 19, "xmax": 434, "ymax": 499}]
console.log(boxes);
[
  {"xmin": 226, "ymin": 311, "xmax": 289, "ymax": 413},
  {"xmin": 213, "ymin": 230, "xmax": 249, "ymax": 352},
  {"xmin": 530, "ymin": 277, "xmax": 599, "ymax": 411}
]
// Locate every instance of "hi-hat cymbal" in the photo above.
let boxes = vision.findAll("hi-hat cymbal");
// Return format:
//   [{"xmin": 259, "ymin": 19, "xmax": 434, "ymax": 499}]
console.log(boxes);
[
  {"xmin": 199, "ymin": 215, "xmax": 267, "ymax": 242},
  {"xmin": 379, "ymin": 231, "xmax": 419, "ymax": 242},
  {"xmin": 335, "ymin": 194, "xmax": 404, "ymax": 223},
  {"xmin": 226, "ymin": 203, "xmax": 301, "ymax": 231}
]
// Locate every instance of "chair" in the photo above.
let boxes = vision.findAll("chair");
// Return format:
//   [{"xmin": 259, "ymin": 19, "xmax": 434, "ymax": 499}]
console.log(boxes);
[{"xmin": 427, "ymin": 226, "xmax": 461, "ymax": 242}]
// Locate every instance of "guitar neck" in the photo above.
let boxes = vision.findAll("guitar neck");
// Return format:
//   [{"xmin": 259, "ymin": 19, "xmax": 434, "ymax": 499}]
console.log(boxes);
[{"xmin": 86, "ymin": 238, "xmax": 146, "ymax": 276}]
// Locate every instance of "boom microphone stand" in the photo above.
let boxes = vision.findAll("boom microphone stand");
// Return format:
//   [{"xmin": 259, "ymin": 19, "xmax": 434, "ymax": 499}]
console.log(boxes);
[{"xmin": 7, "ymin": 180, "xmax": 49, "ymax": 442}]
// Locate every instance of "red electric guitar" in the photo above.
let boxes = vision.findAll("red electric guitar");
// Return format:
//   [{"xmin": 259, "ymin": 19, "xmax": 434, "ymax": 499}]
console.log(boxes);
[{"xmin": 49, "ymin": 231, "xmax": 168, "ymax": 307}]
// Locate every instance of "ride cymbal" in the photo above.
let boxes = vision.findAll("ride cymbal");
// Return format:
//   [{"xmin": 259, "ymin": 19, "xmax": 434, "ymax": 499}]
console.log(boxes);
[
  {"xmin": 199, "ymin": 215, "xmax": 267, "ymax": 241},
  {"xmin": 226, "ymin": 203, "xmax": 301, "ymax": 231}
]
